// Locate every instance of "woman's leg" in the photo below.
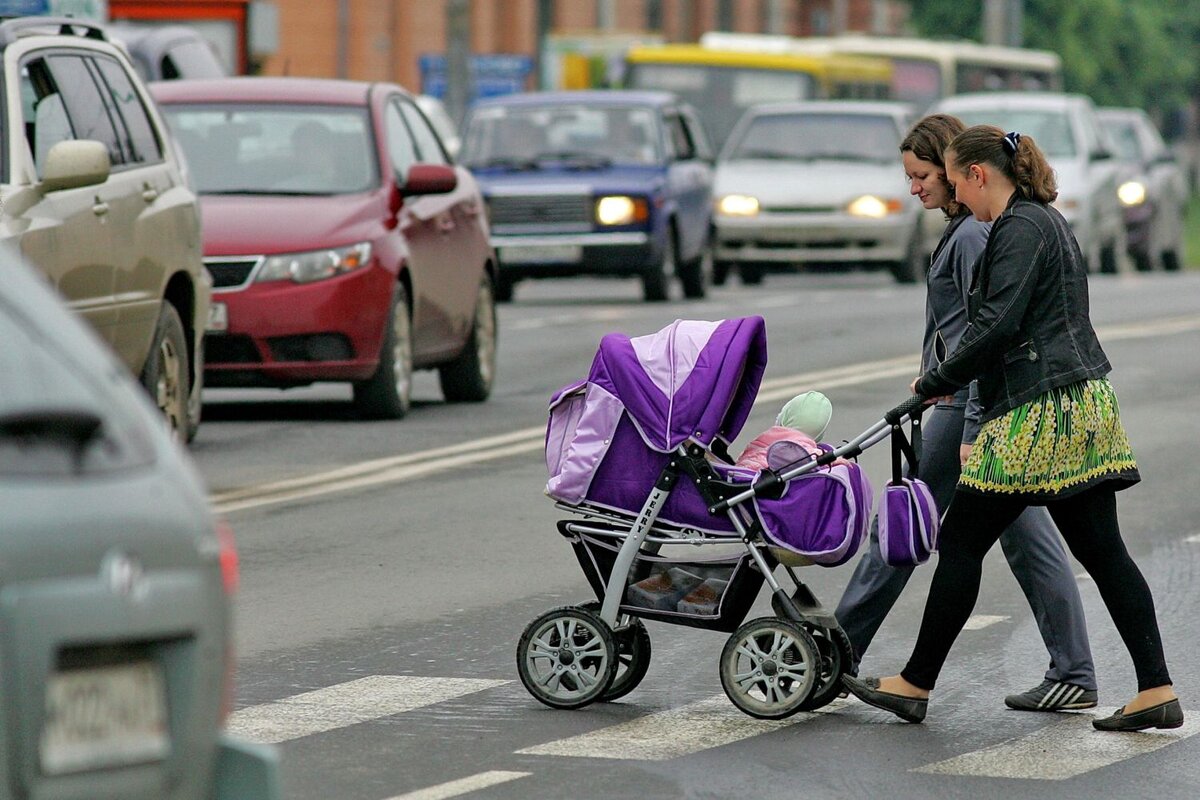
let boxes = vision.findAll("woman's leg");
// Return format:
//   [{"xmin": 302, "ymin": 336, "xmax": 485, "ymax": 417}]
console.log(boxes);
[
  {"xmin": 898, "ymin": 489, "xmax": 1027, "ymax": 691},
  {"xmin": 1047, "ymin": 486, "xmax": 1172, "ymax": 697}
]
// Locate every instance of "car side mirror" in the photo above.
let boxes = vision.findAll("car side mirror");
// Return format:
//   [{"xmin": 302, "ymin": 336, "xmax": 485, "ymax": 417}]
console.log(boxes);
[
  {"xmin": 40, "ymin": 140, "xmax": 110, "ymax": 192},
  {"xmin": 402, "ymin": 164, "xmax": 457, "ymax": 195},
  {"xmin": 1153, "ymin": 151, "xmax": 1177, "ymax": 165},
  {"xmin": 1089, "ymin": 148, "xmax": 1113, "ymax": 162}
]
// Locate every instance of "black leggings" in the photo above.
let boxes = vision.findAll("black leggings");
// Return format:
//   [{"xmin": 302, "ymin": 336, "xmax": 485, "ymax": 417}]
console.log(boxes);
[{"xmin": 901, "ymin": 485, "xmax": 1171, "ymax": 692}]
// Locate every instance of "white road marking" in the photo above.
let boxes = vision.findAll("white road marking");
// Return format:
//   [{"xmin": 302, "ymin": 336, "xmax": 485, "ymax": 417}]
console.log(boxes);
[
  {"xmin": 962, "ymin": 614, "xmax": 1010, "ymax": 630},
  {"xmin": 208, "ymin": 313, "xmax": 1200, "ymax": 514},
  {"xmin": 383, "ymin": 771, "xmax": 531, "ymax": 800},
  {"xmin": 226, "ymin": 676, "xmax": 509, "ymax": 744},
  {"xmin": 914, "ymin": 706, "xmax": 1199, "ymax": 779},
  {"xmin": 515, "ymin": 694, "xmax": 828, "ymax": 760},
  {"xmin": 1186, "ymin": 534, "xmax": 1200, "ymax": 543}
]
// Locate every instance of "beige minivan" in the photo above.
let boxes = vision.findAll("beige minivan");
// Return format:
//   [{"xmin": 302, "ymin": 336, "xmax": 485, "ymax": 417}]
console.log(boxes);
[{"xmin": 0, "ymin": 17, "xmax": 208, "ymax": 440}]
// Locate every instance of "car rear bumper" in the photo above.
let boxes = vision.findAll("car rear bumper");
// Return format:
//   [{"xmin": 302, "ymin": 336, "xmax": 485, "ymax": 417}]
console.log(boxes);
[
  {"xmin": 204, "ymin": 264, "xmax": 392, "ymax": 387},
  {"xmin": 714, "ymin": 212, "xmax": 913, "ymax": 263},
  {"xmin": 491, "ymin": 232, "xmax": 655, "ymax": 278}
]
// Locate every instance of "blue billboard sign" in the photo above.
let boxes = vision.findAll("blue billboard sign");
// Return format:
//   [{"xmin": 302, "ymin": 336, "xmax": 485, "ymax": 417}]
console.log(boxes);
[{"xmin": 418, "ymin": 53, "xmax": 534, "ymax": 101}]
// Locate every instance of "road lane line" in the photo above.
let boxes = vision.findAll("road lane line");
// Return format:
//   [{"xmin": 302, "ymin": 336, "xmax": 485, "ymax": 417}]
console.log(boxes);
[
  {"xmin": 1186, "ymin": 534, "xmax": 1200, "ymax": 543},
  {"xmin": 208, "ymin": 313, "xmax": 1200, "ymax": 514},
  {"xmin": 962, "ymin": 614, "xmax": 1010, "ymax": 630},
  {"xmin": 515, "ymin": 695, "xmax": 824, "ymax": 760},
  {"xmin": 226, "ymin": 676, "xmax": 509, "ymax": 744},
  {"xmin": 383, "ymin": 771, "xmax": 531, "ymax": 800},
  {"xmin": 913, "ymin": 706, "xmax": 1199, "ymax": 779}
]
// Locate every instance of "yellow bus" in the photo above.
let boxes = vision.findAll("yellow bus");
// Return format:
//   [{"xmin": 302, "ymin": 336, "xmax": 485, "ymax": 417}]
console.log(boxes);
[
  {"xmin": 701, "ymin": 33, "xmax": 1063, "ymax": 113},
  {"xmin": 624, "ymin": 43, "xmax": 891, "ymax": 150}
]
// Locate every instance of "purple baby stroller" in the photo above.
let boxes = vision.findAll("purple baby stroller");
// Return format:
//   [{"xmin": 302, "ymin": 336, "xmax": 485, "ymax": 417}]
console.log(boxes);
[{"xmin": 518, "ymin": 317, "xmax": 927, "ymax": 719}]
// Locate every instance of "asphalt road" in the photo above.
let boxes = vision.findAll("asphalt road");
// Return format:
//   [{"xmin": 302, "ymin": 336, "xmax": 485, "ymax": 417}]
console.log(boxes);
[{"xmin": 192, "ymin": 268, "xmax": 1200, "ymax": 800}]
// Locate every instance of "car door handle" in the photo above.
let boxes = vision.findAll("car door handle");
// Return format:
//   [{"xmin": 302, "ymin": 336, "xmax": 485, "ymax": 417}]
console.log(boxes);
[
  {"xmin": 142, "ymin": 186, "xmax": 159, "ymax": 202},
  {"xmin": 92, "ymin": 200, "xmax": 109, "ymax": 216}
]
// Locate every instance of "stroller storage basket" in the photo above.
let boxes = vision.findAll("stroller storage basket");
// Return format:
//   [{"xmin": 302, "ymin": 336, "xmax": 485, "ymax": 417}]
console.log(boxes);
[{"xmin": 561, "ymin": 522, "xmax": 765, "ymax": 633}]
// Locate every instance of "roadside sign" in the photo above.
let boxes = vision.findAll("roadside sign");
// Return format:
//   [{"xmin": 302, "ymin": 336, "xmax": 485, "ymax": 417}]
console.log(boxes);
[{"xmin": 0, "ymin": 0, "xmax": 108, "ymax": 21}]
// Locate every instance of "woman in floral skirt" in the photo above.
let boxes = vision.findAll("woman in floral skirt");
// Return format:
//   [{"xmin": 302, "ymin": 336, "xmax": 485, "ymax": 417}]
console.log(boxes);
[{"xmin": 841, "ymin": 125, "xmax": 1181, "ymax": 732}]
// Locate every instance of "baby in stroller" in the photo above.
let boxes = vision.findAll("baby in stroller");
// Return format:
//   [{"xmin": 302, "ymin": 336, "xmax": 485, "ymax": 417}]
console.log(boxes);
[
  {"xmin": 734, "ymin": 390, "xmax": 833, "ymax": 471},
  {"xmin": 522, "ymin": 317, "xmax": 923, "ymax": 719}
]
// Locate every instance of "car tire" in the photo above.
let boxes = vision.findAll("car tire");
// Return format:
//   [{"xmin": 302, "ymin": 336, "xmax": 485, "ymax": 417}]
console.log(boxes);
[
  {"xmin": 1162, "ymin": 249, "xmax": 1183, "ymax": 272},
  {"xmin": 678, "ymin": 231, "xmax": 710, "ymax": 300},
  {"xmin": 140, "ymin": 301, "xmax": 190, "ymax": 442},
  {"xmin": 712, "ymin": 260, "xmax": 732, "ymax": 287},
  {"xmin": 495, "ymin": 274, "xmax": 516, "ymax": 302},
  {"xmin": 642, "ymin": 233, "xmax": 673, "ymax": 302},
  {"xmin": 185, "ymin": 338, "xmax": 204, "ymax": 443},
  {"xmin": 888, "ymin": 232, "xmax": 922, "ymax": 284},
  {"xmin": 353, "ymin": 283, "xmax": 413, "ymax": 419},
  {"xmin": 739, "ymin": 263, "xmax": 765, "ymax": 285},
  {"xmin": 439, "ymin": 276, "xmax": 497, "ymax": 403}
]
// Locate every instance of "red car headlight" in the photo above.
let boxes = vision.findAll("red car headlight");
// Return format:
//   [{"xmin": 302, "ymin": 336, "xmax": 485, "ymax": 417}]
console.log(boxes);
[{"xmin": 256, "ymin": 242, "xmax": 373, "ymax": 284}]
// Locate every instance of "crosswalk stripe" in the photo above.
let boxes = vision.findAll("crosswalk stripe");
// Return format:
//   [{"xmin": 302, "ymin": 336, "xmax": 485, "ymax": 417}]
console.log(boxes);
[
  {"xmin": 913, "ymin": 706, "xmax": 1199, "ymax": 779},
  {"xmin": 962, "ymin": 614, "xmax": 1009, "ymax": 630},
  {"xmin": 515, "ymin": 694, "xmax": 828, "ymax": 760},
  {"xmin": 383, "ymin": 771, "xmax": 532, "ymax": 800},
  {"xmin": 226, "ymin": 676, "xmax": 510, "ymax": 744}
]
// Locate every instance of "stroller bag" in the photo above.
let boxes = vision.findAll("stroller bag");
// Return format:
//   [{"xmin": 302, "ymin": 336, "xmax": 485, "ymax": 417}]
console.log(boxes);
[
  {"xmin": 754, "ymin": 463, "xmax": 873, "ymax": 567},
  {"xmin": 876, "ymin": 420, "xmax": 940, "ymax": 567}
]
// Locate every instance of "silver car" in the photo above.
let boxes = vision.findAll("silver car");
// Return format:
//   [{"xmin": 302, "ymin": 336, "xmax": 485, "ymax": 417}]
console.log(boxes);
[
  {"xmin": 712, "ymin": 101, "xmax": 924, "ymax": 284},
  {"xmin": 934, "ymin": 92, "xmax": 1128, "ymax": 274},
  {"xmin": 0, "ymin": 248, "xmax": 278, "ymax": 799},
  {"xmin": 1098, "ymin": 107, "xmax": 1188, "ymax": 272}
]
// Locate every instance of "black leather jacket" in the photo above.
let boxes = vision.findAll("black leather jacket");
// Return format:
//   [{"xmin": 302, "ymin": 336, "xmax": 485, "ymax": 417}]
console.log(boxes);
[{"xmin": 916, "ymin": 195, "xmax": 1110, "ymax": 423}]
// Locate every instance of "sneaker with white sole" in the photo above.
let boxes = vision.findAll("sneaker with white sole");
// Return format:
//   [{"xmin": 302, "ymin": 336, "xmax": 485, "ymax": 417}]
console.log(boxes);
[{"xmin": 1005, "ymin": 679, "xmax": 1098, "ymax": 711}]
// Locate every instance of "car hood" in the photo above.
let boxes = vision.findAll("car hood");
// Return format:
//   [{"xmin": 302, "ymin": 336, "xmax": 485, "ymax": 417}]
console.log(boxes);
[
  {"xmin": 472, "ymin": 165, "xmax": 665, "ymax": 198},
  {"xmin": 1046, "ymin": 158, "xmax": 1088, "ymax": 199},
  {"xmin": 714, "ymin": 160, "xmax": 909, "ymax": 206},
  {"xmin": 200, "ymin": 192, "xmax": 385, "ymax": 255}
]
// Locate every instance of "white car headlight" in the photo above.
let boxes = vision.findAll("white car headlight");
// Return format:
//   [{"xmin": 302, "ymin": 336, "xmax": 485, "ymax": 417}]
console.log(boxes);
[
  {"xmin": 846, "ymin": 195, "xmax": 903, "ymax": 218},
  {"xmin": 595, "ymin": 195, "xmax": 647, "ymax": 226},
  {"xmin": 1117, "ymin": 181, "xmax": 1147, "ymax": 206},
  {"xmin": 717, "ymin": 194, "xmax": 760, "ymax": 216},
  {"xmin": 256, "ymin": 242, "xmax": 373, "ymax": 284}
]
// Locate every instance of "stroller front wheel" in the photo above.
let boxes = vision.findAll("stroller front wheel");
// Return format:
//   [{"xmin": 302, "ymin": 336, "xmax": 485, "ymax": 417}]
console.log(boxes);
[
  {"xmin": 719, "ymin": 617, "xmax": 820, "ymax": 719},
  {"xmin": 579, "ymin": 601, "xmax": 652, "ymax": 702},
  {"xmin": 517, "ymin": 605, "xmax": 619, "ymax": 710}
]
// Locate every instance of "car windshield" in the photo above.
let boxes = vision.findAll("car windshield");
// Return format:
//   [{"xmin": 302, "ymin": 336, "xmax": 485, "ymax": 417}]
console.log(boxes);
[
  {"xmin": 1100, "ymin": 119, "xmax": 1143, "ymax": 161},
  {"xmin": 161, "ymin": 104, "xmax": 378, "ymax": 195},
  {"xmin": 462, "ymin": 104, "xmax": 662, "ymax": 168},
  {"xmin": 725, "ymin": 113, "xmax": 899, "ymax": 163},
  {"xmin": 953, "ymin": 108, "xmax": 1077, "ymax": 157}
]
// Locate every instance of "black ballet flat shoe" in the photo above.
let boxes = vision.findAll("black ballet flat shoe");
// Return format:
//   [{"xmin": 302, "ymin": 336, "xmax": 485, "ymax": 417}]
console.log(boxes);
[
  {"xmin": 841, "ymin": 675, "xmax": 928, "ymax": 723},
  {"xmin": 1092, "ymin": 699, "xmax": 1184, "ymax": 732}
]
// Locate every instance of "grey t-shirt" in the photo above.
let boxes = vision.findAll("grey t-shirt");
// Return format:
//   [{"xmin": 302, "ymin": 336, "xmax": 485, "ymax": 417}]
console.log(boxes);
[{"xmin": 921, "ymin": 213, "xmax": 990, "ymax": 443}]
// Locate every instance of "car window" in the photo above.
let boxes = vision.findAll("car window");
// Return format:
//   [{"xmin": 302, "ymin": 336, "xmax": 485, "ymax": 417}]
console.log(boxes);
[
  {"xmin": 953, "ymin": 108, "xmax": 1077, "ymax": 158},
  {"xmin": 1102, "ymin": 119, "xmax": 1143, "ymax": 162},
  {"xmin": 19, "ymin": 60, "xmax": 75, "ymax": 178},
  {"xmin": 461, "ymin": 103, "xmax": 661, "ymax": 167},
  {"xmin": 725, "ymin": 113, "xmax": 899, "ymax": 163},
  {"xmin": 161, "ymin": 103, "xmax": 377, "ymax": 194},
  {"xmin": 384, "ymin": 101, "xmax": 419, "ymax": 177},
  {"xmin": 679, "ymin": 108, "xmax": 712, "ymax": 161},
  {"xmin": 92, "ymin": 55, "xmax": 163, "ymax": 166},
  {"xmin": 397, "ymin": 99, "xmax": 448, "ymax": 165},
  {"xmin": 664, "ymin": 114, "xmax": 695, "ymax": 160},
  {"xmin": 44, "ymin": 55, "xmax": 124, "ymax": 167}
]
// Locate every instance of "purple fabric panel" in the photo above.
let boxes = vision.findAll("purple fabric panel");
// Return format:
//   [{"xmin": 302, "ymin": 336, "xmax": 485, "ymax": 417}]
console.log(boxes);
[
  {"xmin": 691, "ymin": 316, "xmax": 768, "ymax": 448},
  {"xmin": 754, "ymin": 465, "xmax": 866, "ymax": 566},
  {"xmin": 911, "ymin": 479, "xmax": 940, "ymax": 551},
  {"xmin": 544, "ymin": 382, "xmax": 623, "ymax": 504},
  {"xmin": 629, "ymin": 319, "xmax": 720, "ymax": 397},
  {"xmin": 877, "ymin": 481, "xmax": 934, "ymax": 567}
]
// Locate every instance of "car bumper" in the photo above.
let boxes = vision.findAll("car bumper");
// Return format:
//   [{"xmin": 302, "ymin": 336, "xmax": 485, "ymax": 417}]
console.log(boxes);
[
  {"xmin": 1121, "ymin": 201, "xmax": 1156, "ymax": 252},
  {"xmin": 204, "ymin": 264, "xmax": 392, "ymax": 387},
  {"xmin": 714, "ymin": 212, "xmax": 913, "ymax": 263},
  {"xmin": 491, "ymin": 231, "xmax": 654, "ymax": 278},
  {"xmin": 215, "ymin": 734, "xmax": 282, "ymax": 800}
]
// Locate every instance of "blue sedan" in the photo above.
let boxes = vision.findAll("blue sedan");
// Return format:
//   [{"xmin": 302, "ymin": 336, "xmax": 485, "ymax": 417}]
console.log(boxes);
[{"xmin": 461, "ymin": 91, "xmax": 714, "ymax": 302}]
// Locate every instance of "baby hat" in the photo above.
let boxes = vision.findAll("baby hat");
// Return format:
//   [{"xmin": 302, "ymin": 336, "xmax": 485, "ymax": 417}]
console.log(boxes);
[{"xmin": 776, "ymin": 391, "xmax": 833, "ymax": 440}]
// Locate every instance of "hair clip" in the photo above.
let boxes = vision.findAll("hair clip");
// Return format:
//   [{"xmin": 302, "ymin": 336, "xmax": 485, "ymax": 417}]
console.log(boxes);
[{"xmin": 1003, "ymin": 131, "xmax": 1022, "ymax": 156}]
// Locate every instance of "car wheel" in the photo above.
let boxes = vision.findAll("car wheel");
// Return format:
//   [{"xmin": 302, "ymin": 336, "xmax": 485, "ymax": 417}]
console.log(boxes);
[
  {"xmin": 642, "ymin": 233, "xmax": 673, "ymax": 302},
  {"xmin": 495, "ymin": 274, "xmax": 516, "ymax": 302},
  {"xmin": 888, "ymin": 232, "xmax": 922, "ymax": 284},
  {"xmin": 439, "ymin": 276, "xmax": 497, "ymax": 403},
  {"xmin": 353, "ymin": 283, "xmax": 413, "ymax": 419},
  {"xmin": 1162, "ymin": 249, "xmax": 1183, "ymax": 272},
  {"xmin": 185, "ymin": 338, "xmax": 204, "ymax": 443},
  {"xmin": 739, "ymin": 263, "xmax": 765, "ymax": 285},
  {"xmin": 1099, "ymin": 242, "xmax": 1119, "ymax": 274},
  {"xmin": 140, "ymin": 301, "xmax": 190, "ymax": 441},
  {"xmin": 678, "ymin": 231, "xmax": 710, "ymax": 300},
  {"xmin": 712, "ymin": 260, "xmax": 732, "ymax": 287}
]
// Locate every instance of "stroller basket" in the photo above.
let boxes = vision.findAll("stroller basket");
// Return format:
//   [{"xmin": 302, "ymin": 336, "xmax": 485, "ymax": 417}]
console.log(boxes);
[{"xmin": 560, "ymin": 521, "xmax": 765, "ymax": 633}]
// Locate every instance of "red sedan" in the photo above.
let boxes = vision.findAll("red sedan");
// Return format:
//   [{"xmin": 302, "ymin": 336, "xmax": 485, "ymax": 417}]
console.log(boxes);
[{"xmin": 151, "ymin": 77, "xmax": 497, "ymax": 418}]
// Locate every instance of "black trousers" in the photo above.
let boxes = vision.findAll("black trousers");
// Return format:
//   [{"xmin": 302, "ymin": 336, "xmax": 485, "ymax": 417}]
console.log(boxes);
[{"xmin": 900, "ymin": 485, "xmax": 1172, "ymax": 692}]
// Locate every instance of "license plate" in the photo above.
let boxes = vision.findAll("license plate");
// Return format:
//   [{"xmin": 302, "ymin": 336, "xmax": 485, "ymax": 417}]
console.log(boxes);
[
  {"xmin": 40, "ymin": 661, "xmax": 170, "ymax": 775},
  {"xmin": 499, "ymin": 244, "xmax": 582, "ymax": 264},
  {"xmin": 207, "ymin": 301, "xmax": 228, "ymax": 332}
]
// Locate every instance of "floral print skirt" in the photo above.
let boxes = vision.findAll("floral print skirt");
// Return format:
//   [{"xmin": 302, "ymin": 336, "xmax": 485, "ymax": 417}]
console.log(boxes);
[{"xmin": 960, "ymin": 378, "xmax": 1140, "ymax": 501}]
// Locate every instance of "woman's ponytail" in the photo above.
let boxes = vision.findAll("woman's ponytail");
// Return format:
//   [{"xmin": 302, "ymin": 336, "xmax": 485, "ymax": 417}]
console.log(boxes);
[{"xmin": 948, "ymin": 125, "xmax": 1058, "ymax": 203}]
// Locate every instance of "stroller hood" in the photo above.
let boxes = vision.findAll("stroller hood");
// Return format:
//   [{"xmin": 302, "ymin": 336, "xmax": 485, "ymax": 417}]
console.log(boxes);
[{"xmin": 587, "ymin": 317, "xmax": 767, "ymax": 453}]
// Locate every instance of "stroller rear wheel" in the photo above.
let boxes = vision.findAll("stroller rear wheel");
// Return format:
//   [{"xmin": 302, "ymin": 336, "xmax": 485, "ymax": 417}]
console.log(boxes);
[
  {"xmin": 719, "ymin": 617, "xmax": 819, "ymax": 719},
  {"xmin": 580, "ymin": 602, "xmax": 652, "ymax": 702},
  {"xmin": 517, "ymin": 606, "xmax": 618, "ymax": 710},
  {"xmin": 795, "ymin": 623, "xmax": 853, "ymax": 712}
]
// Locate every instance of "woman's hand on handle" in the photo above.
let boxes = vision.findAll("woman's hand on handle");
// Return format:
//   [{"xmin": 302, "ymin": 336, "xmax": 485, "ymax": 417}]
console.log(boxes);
[{"xmin": 909, "ymin": 376, "xmax": 951, "ymax": 405}]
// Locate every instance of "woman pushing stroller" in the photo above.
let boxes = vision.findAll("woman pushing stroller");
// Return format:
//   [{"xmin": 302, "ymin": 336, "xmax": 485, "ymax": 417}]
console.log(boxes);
[{"xmin": 842, "ymin": 125, "xmax": 1182, "ymax": 732}]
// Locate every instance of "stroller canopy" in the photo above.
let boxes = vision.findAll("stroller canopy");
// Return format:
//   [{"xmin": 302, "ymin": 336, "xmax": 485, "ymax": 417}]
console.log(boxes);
[{"xmin": 587, "ymin": 317, "xmax": 767, "ymax": 452}]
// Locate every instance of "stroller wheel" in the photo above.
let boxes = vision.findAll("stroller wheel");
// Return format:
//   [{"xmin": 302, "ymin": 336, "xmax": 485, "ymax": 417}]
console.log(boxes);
[
  {"xmin": 795, "ymin": 624, "xmax": 854, "ymax": 712},
  {"xmin": 719, "ymin": 617, "xmax": 819, "ymax": 720},
  {"xmin": 580, "ymin": 602, "xmax": 652, "ymax": 702},
  {"xmin": 516, "ymin": 606, "xmax": 618, "ymax": 710}
]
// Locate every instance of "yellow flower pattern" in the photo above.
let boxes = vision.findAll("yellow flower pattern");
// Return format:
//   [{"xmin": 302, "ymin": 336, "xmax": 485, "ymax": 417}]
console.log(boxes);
[{"xmin": 961, "ymin": 378, "xmax": 1138, "ymax": 496}]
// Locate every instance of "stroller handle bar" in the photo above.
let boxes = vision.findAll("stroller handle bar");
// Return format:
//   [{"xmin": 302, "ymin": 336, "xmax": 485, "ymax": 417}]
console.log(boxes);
[{"xmin": 707, "ymin": 396, "xmax": 928, "ymax": 515}]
